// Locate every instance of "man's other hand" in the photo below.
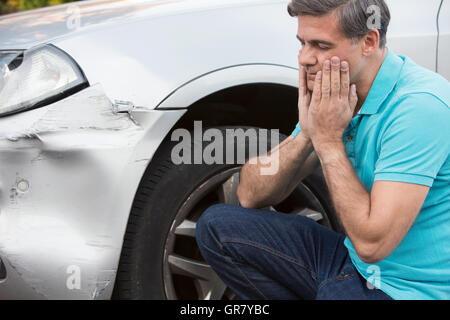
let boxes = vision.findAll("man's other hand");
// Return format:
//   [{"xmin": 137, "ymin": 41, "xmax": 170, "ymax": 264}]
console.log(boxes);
[{"xmin": 308, "ymin": 56, "xmax": 358, "ymax": 150}]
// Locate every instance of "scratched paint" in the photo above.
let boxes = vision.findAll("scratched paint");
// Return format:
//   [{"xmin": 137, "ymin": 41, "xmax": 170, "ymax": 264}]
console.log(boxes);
[
  {"xmin": 0, "ymin": 84, "xmax": 142, "ymax": 299},
  {"xmin": 1, "ymin": 84, "xmax": 141, "ymax": 143},
  {"xmin": 0, "ymin": 83, "xmax": 186, "ymax": 299}
]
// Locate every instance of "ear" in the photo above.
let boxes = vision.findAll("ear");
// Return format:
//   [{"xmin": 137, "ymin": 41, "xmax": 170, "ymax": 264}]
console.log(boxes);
[{"xmin": 361, "ymin": 28, "xmax": 380, "ymax": 56}]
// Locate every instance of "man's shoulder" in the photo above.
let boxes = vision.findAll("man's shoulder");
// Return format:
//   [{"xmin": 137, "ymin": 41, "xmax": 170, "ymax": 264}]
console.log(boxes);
[
  {"xmin": 379, "ymin": 60, "xmax": 450, "ymax": 138},
  {"xmin": 385, "ymin": 91, "xmax": 450, "ymax": 130},
  {"xmin": 394, "ymin": 56, "xmax": 450, "ymax": 108}
]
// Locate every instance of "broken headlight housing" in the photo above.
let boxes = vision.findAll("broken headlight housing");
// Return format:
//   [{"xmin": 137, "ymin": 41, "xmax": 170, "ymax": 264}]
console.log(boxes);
[{"xmin": 0, "ymin": 44, "xmax": 88, "ymax": 117}]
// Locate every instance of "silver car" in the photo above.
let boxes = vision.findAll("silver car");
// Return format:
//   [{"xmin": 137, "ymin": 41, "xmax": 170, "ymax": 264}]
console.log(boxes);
[{"xmin": 0, "ymin": 0, "xmax": 448, "ymax": 299}]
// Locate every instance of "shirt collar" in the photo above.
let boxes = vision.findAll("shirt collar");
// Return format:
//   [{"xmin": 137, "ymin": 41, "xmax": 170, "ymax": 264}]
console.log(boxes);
[{"xmin": 358, "ymin": 48, "xmax": 405, "ymax": 115}]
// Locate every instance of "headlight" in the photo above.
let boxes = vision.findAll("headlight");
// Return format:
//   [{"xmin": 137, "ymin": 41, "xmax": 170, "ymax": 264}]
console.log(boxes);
[{"xmin": 0, "ymin": 44, "xmax": 88, "ymax": 117}]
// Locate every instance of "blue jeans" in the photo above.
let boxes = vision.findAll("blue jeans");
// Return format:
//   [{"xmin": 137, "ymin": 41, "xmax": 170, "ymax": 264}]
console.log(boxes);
[{"xmin": 196, "ymin": 203, "xmax": 392, "ymax": 300}]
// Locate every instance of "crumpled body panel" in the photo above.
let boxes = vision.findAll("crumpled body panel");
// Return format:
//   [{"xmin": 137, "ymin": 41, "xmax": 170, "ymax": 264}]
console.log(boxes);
[{"xmin": 0, "ymin": 84, "xmax": 185, "ymax": 299}]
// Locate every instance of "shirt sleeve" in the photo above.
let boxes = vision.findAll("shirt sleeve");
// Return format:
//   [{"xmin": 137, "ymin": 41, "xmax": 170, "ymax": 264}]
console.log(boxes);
[
  {"xmin": 291, "ymin": 122, "xmax": 302, "ymax": 137},
  {"xmin": 374, "ymin": 93, "xmax": 450, "ymax": 186}
]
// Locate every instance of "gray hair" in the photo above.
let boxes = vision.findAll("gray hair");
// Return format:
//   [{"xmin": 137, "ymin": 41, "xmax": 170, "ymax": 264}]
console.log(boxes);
[{"xmin": 287, "ymin": 0, "xmax": 390, "ymax": 48}]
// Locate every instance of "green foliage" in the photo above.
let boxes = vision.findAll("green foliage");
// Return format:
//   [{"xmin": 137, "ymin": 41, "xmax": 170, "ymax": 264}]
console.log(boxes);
[{"xmin": 1, "ymin": 0, "xmax": 81, "ymax": 15}]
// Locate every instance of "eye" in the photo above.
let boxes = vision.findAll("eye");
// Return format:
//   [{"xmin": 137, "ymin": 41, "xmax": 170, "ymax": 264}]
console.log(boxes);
[{"xmin": 317, "ymin": 44, "xmax": 330, "ymax": 50}]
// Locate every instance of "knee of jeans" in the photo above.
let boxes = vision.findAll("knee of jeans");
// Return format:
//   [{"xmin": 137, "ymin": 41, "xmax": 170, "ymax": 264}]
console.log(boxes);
[
  {"xmin": 195, "ymin": 203, "xmax": 229, "ymax": 249},
  {"xmin": 196, "ymin": 203, "xmax": 245, "ymax": 249}
]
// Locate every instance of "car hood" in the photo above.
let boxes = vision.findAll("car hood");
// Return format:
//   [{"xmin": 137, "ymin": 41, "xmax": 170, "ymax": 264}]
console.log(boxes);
[
  {"xmin": 1, "ymin": 0, "xmax": 295, "ymax": 110},
  {"xmin": 0, "ymin": 0, "xmax": 194, "ymax": 50}
]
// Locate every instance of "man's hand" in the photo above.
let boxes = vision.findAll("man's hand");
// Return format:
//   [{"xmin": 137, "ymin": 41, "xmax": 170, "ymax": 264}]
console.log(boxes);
[
  {"xmin": 297, "ymin": 54, "xmax": 312, "ymax": 140},
  {"xmin": 307, "ymin": 57, "xmax": 358, "ymax": 149}
]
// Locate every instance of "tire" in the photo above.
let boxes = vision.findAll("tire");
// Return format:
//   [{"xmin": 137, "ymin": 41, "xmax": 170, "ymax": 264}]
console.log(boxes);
[{"xmin": 112, "ymin": 126, "xmax": 341, "ymax": 300}]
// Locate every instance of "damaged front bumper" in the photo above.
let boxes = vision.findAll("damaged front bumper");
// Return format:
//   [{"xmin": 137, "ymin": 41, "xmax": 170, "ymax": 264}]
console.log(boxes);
[{"xmin": 0, "ymin": 84, "xmax": 185, "ymax": 299}]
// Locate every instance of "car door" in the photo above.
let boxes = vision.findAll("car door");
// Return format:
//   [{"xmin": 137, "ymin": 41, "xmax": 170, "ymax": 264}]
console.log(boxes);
[
  {"xmin": 386, "ymin": 0, "xmax": 441, "ymax": 73},
  {"xmin": 437, "ymin": 0, "xmax": 450, "ymax": 80}
]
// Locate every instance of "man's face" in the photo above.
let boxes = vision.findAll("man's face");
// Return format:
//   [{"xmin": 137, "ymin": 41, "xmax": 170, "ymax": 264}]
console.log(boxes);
[{"xmin": 297, "ymin": 12, "xmax": 364, "ymax": 91}]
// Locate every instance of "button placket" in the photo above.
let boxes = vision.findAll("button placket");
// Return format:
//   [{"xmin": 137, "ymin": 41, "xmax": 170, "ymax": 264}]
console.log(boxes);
[
  {"xmin": 343, "ymin": 130, "xmax": 355, "ymax": 168},
  {"xmin": 349, "ymin": 115, "xmax": 363, "ymax": 169},
  {"xmin": 345, "ymin": 116, "xmax": 361, "ymax": 165}
]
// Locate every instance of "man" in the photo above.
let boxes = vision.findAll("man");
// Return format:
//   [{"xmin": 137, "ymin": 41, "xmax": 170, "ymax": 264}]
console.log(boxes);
[{"xmin": 196, "ymin": 0, "xmax": 450, "ymax": 300}]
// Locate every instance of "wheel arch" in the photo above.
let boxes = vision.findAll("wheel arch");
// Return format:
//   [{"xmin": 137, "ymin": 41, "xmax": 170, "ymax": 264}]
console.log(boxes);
[{"xmin": 155, "ymin": 63, "xmax": 300, "ymax": 136}]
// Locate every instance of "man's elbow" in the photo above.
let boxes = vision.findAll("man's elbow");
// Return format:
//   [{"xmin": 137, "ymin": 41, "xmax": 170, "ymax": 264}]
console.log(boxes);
[
  {"xmin": 354, "ymin": 241, "xmax": 387, "ymax": 264},
  {"xmin": 236, "ymin": 184, "xmax": 258, "ymax": 209},
  {"xmin": 358, "ymin": 253, "xmax": 383, "ymax": 265},
  {"xmin": 236, "ymin": 184, "xmax": 276, "ymax": 209}
]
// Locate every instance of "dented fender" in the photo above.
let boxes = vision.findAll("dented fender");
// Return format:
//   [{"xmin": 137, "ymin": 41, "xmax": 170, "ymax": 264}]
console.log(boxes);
[{"xmin": 0, "ymin": 84, "xmax": 186, "ymax": 299}]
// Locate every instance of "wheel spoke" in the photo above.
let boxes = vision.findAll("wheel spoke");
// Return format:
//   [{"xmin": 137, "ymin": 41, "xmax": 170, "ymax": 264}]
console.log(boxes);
[
  {"xmin": 168, "ymin": 254, "xmax": 226, "ymax": 300},
  {"xmin": 174, "ymin": 219, "xmax": 197, "ymax": 238},
  {"xmin": 207, "ymin": 280, "xmax": 228, "ymax": 300},
  {"xmin": 293, "ymin": 207, "xmax": 324, "ymax": 222},
  {"xmin": 168, "ymin": 254, "xmax": 216, "ymax": 281},
  {"xmin": 194, "ymin": 278, "xmax": 227, "ymax": 300},
  {"xmin": 217, "ymin": 172, "xmax": 240, "ymax": 205}
]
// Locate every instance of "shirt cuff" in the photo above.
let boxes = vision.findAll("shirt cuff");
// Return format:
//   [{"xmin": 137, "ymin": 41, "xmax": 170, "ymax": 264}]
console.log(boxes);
[
  {"xmin": 374, "ymin": 172, "xmax": 434, "ymax": 187},
  {"xmin": 291, "ymin": 122, "xmax": 301, "ymax": 137}
]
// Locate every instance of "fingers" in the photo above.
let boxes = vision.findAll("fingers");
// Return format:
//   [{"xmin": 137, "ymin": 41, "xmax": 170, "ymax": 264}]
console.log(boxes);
[
  {"xmin": 321, "ymin": 60, "xmax": 331, "ymax": 100},
  {"xmin": 340, "ymin": 61, "xmax": 350, "ymax": 100},
  {"xmin": 311, "ymin": 57, "xmax": 355, "ymax": 110},
  {"xmin": 298, "ymin": 53, "xmax": 309, "ymax": 102},
  {"xmin": 349, "ymin": 84, "xmax": 358, "ymax": 113},
  {"xmin": 304, "ymin": 90, "xmax": 311, "ymax": 107},
  {"xmin": 299, "ymin": 64, "xmax": 308, "ymax": 98},
  {"xmin": 311, "ymin": 70, "xmax": 322, "ymax": 108},
  {"xmin": 330, "ymin": 57, "xmax": 340, "ymax": 99},
  {"xmin": 298, "ymin": 64, "xmax": 312, "ymax": 111},
  {"xmin": 324, "ymin": 57, "xmax": 352, "ymax": 101}
]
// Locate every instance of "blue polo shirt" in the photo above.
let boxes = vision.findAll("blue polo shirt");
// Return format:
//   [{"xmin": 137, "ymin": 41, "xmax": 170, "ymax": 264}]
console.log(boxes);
[{"xmin": 291, "ymin": 48, "xmax": 450, "ymax": 300}]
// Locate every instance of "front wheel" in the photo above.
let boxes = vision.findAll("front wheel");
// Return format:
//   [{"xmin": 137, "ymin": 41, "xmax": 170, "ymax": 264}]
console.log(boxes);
[{"xmin": 112, "ymin": 126, "xmax": 341, "ymax": 300}]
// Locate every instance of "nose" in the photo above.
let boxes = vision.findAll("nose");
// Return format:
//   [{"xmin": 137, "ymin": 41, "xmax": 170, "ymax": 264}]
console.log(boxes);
[{"xmin": 298, "ymin": 46, "xmax": 317, "ymax": 69}]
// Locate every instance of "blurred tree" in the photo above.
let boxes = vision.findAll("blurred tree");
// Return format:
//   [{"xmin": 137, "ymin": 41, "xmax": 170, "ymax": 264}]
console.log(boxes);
[{"xmin": 1, "ymin": 0, "xmax": 80, "ymax": 15}]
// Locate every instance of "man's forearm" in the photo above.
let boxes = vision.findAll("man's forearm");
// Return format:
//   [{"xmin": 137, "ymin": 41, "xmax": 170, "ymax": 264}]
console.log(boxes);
[
  {"xmin": 315, "ymin": 142, "xmax": 373, "ymax": 245},
  {"xmin": 237, "ymin": 132, "xmax": 314, "ymax": 208}
]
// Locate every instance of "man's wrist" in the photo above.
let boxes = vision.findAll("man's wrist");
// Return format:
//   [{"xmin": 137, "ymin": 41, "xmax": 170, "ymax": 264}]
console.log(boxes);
[
  {"xmin": 314, "ymin": 141, "xmax": 346, "ymax": 164},
  {"xmin": 295, "ymin": 132, "xmax": 314, "ymax": 150}
]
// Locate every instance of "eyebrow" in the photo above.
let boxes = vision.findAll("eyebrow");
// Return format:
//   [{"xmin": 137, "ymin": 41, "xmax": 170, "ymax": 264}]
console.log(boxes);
[{"xmin": 296, "ymin": 35, "xmax": 335, "ymax": 47}]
